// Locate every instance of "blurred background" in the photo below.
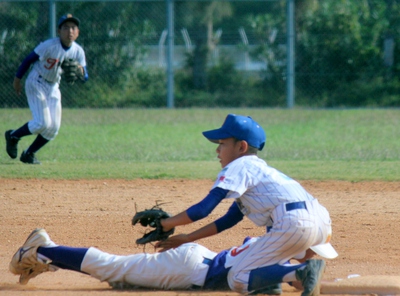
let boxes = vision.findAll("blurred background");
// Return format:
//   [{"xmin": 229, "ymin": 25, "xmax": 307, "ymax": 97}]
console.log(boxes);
[{"xmin": 1, "ymin": 0, "xmax": 399, "ymax": 108}]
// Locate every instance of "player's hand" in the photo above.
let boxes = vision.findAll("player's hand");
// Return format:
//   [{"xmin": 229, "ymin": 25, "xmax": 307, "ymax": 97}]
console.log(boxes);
[
  {"xmin": 155, "ymin": 234, "xmax": 191, "ymax": 252},
  {"xmin": 13, "ymin": 77, "xmax": 23, "ymax": 96}
]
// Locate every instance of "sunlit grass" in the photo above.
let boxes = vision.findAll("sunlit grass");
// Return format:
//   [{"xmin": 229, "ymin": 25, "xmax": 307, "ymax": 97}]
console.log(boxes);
[{"xmin": 1, "ymin": 108, "xmax": 399, "ymax": 180}]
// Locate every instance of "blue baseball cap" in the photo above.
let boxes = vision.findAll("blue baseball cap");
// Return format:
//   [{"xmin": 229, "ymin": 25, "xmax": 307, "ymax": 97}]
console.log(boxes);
[
  {"xmin": 202, "ymin": 114, "xmax": 266, "ymax": 151},
  {"xmin": 58, "ymin": 13, "xmax": 80, "ymax": 29}
]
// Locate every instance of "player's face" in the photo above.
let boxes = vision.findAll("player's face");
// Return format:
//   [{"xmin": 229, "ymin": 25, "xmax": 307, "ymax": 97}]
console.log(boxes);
[
  {"xmin": 58, "ymin": 21, "xmax": 80, "ymax": 47},
  {"xmin": 216, "ymin": 138, "xmax": 244, "ymax": 168}
]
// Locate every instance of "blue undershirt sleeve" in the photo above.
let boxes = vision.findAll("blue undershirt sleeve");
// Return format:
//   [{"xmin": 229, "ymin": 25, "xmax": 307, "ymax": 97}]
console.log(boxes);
[
  {"xmin": 186, "ymin": 187, "xmax": 229, "ymax": 222},
  {"xmin": 82, "ymin": 66, "xmax": 89, "ymax": 82},
  {"xmin": 16, "ymin": 51, "xmax": 39, "ymax": 79},
  {"xmin": 214, "ymin": 201, "xmax": 244, "ymax": 233}
]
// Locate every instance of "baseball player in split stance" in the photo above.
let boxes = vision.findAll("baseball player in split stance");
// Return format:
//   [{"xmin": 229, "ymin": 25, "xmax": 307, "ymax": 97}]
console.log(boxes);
[
  {"xmin": 151, "ymin": 114, "xmax": 338, "ymax": 296},
  {"xmin": 10, "ymin": 228, "xmax": 323, "ymax": 293},
  {"xmin": 5, "ymin": 13, "xmax": 88, "ymax": 164}
]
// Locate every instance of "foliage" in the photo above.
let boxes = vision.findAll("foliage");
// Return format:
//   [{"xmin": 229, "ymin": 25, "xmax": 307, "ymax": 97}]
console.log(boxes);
[
  {"xmin": 327, "ymin": 77, "xmax": 400, "ymax": 107},
  {"xmin": 62, "ymin": 67, "xmax": 167, "ymax": 108},
  {"xmin": 0, "ymin": 2, "xmax": 157, "ymax": 107},
  {"xmin": 174, "ymin": 55, "xmax": 285, "ymax": 107},
  {"xmin": 2, "ymin": 1, "xmax": 400, "ymax": 108},
  {"xmin": 73, "ymin": 2, "xmax": 157, "ymax": 87},
  {"xmin": 244, "ymin": 0, "xmax": 400, "ymax": 107},
  {"xmin": 0, "ymin": 2, "xmax": 47, "ymax": 107}
]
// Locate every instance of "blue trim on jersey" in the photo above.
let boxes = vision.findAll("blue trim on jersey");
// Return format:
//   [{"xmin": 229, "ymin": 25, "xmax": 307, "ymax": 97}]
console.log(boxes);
[
  {"xmin": 61, "ymin": 39, "xmax": 72, "ymax": 51},
  {"xmin": 82, "ymin": 66, "xmax": 89, "ymax": 82},
  {"xmin": 16, "ymin": 51, "xmax": 39, "ymax": 79},
  {"xmin": 214, "ymin": 201, "xmax": 244, "ymax": 233},
  {"xmin": 186, "ymin": 187, "xmax": 229, "ymax": 222},
  {"xmin": 248, "ymin": 262, "xmax": 306, "ymax": 292},
  {"xmin": 203, "ymin": 249, "xmax": 231, "ymax": 290}
]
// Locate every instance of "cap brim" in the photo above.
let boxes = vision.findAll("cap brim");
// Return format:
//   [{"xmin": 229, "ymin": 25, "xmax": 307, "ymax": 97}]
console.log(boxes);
[
  {"xmin": 202, "ymin": 129, "xmax": 232, "ymax": 143},
  {"xmin": 310, "ymin": 243, "xmax": 338, "ymax": 259}
]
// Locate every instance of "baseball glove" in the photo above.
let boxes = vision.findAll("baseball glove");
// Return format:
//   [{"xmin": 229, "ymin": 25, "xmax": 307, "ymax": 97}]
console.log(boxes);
[
  {"xmin": 61, "ymin": 58, "xmax": 83, "ymax": 85},
  {"xmin": 132, "ymin": 205, "xmax": 175, "ymax": 245}
]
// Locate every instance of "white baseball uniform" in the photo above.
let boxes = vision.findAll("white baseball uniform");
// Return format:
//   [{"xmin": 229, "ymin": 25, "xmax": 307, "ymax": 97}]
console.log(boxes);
[
  {"xmin": 80, "ymin": 243, "xmax": 217, "ymax": 289},
  {"xmin": 77, "ymin": 156, "xmax": 332, "ymax": 293},
  {"xmin": 40, "ymin": 236, "xmax": 271, "ymax": 291},
  {"xmin": 26, "ymin": 38, "xmax": 86, "ymax": 140},
  {"xmin": 211, "ymin": 155, "xmax": 333, "ymax": 293}
]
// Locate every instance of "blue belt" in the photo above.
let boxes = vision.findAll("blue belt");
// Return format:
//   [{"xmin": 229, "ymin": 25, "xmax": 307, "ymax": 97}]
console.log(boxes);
[
  {"xmin": 268, "ymin": 201, "xmax": 308, "ymax": 232},
  {"xmin": 191, "ymin": 258, "xmax": 213, "ymax": 290},
  {"xmin": 285, "ymin": 201, "xmax": 307, "ymax": 211},
  {"xmin": 202, "ymin": 257, "xmax": 213, "ymax": 266},
  {"xmin": 38, "ymin": 75, "xmax": 52, "ymax": 83}
]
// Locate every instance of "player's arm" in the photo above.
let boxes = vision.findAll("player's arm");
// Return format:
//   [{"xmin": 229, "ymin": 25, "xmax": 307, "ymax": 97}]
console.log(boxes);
[
  {"xmin": 157, "ymin": 199, "xmax": 243, "ymax": 251},
  {"xmin": 81, "ymin": 66, "xmax": 89, "ymax": 82},
  {"xmin": 161, "ymin": 187, "xmax": 229, "ymax": 231},
  {"xmin": 77, "ymin": 65, "xmax": 88, "ymax": 82},
  {"xmin": 185, "ymin": 201, "xmax": 244, "ymax": 241},
  {"xmin": 78, "ymin": 51, "xmax": 89, "ymax": 82},
  {"xmin": 156, "ymin": 187, "xmax": 229, "ymax": 250},
  {"xmin": 13, "ymin": 51, "xmax": 39, "ymax": 95}
]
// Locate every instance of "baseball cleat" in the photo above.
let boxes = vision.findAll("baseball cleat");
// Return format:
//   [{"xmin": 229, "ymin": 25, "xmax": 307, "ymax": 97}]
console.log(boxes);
[
  {"xmin": 9, "ymin": 228, "xmax": 53, "ymax": 284},
  {"xmin": 20, "ymin": 150, "xmax": 41, "ymax": 165},
  {"xmin": 5, "ymin": 130, "xmax": 20, "ymax": 159},
  {"xmin": 295, "ymin": 259, "xmax": 326, "ymax": 296},
  {"xmin": 250, "ymin": 283, "xmax": 282, "ymax": 295}
]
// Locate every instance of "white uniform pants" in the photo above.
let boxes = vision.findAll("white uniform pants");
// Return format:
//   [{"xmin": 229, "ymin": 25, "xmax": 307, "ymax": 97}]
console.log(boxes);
[
  {"xmin": 227, "ymin": 199, "xmax": 332, "ymax": 293},
  {"xmin": 25, "ymin": 70, "xmax": 61, "ymax": 140},
  {"xmin": 81, "ymin": 243, "xmax": 216, "ymax": 290}
]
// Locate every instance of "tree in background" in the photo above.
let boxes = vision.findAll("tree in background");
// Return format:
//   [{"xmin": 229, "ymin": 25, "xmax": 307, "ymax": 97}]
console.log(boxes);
[
  {"xmin": 247, "ymin": 0, "xmax": 400, "ymax": 106},
  {"xmin": 0, "ymin": 2, "xmax": 50, "ymax": 107},
  {"xmin": 2, "ymin": 0, "xmax": 400, "ymax": 108},
  {"xmin": 178, "ymin": 1, "xmax": 232, "ymax": 89}
]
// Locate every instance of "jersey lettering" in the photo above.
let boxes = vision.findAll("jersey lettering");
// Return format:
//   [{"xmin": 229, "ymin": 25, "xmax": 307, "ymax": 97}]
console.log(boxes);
[{"xmin": 45, "ymin": 58, "xmax": 59, "ymax": 69}]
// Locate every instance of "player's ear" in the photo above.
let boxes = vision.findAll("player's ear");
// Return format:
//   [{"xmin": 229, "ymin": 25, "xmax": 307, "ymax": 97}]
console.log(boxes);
[{"xmin": 239, "ymin": 140, "xmax": 249, "ymax": 153}]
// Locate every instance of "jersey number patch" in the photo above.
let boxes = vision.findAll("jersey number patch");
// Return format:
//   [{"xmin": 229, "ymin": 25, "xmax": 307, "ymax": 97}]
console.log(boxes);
[{"xmin": 45, "ymin": 58, "xmax": 60, "ymax": 69}]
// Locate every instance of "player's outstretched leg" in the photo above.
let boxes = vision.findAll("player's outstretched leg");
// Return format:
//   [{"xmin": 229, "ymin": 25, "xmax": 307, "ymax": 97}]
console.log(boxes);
[
  {"xmin": 5, "ymin": 130, "xmax": 20, "ymax": 159},
  {"xmin": 9, "ymin": 228, "xmax": 56, "ymax": 284},
  {"xmin": 295, "ymin": 259, "xmax": 326, "ymax": 296}
]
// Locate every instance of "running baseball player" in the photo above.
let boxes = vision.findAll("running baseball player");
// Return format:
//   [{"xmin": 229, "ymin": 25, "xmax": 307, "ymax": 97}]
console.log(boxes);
[
  {"xmin": 10, "ymin": 228, "xmax": 319, "ymax": 293},
  {"xmin": 152, "ymin": 114, "xmax": 337, "ymax": 296},
  {"xmin": 5, "ymin": 13, "xmax": 88, "ymax": 164}
]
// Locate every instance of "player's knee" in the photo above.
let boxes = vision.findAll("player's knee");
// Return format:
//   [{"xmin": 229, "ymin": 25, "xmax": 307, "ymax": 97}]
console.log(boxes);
[
  {"xmin": 227, "ymin": 269, "xmax": 247, "ymax": 294},
  {"xmin": 31, "ymin": 120, "xmax": 51, "ymax": 134},
  {"xmin": 41, "ymin": 129, "xmax": 58, "ymax": 141}
]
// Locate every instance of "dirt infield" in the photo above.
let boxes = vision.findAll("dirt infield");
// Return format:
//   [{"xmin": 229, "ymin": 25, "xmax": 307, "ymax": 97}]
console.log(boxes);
[{"xmin": 1, "ymin": 179, "xmax": 399, "ymax": 295}]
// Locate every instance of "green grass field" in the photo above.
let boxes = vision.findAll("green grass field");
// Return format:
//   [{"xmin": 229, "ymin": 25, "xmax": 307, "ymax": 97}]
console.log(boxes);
[{"xmin": 1, "ymin": 108, "xmax": 399, "ymax": 181}]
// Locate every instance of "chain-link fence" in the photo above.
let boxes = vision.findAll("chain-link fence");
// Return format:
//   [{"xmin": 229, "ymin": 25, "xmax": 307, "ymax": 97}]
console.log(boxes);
[{"xmin": 1, "ymin": 1, "xmax": 399, "ymax": 108}]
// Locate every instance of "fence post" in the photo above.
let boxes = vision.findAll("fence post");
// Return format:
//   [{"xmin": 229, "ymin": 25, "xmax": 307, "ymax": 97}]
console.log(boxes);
[
  {"xmin": 286, "ymin": 0, "xmax": 295, "ymax": 108},
  {"xmin": 49, "ymin": 0, "xmax": 56, "ymax": 38},
  {"xmin": 166, "ymin": 0, "xmax": 174, "ymax": 108}
]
